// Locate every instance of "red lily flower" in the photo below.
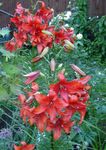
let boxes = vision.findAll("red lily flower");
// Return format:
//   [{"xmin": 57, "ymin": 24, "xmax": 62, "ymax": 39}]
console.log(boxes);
[
  {"xmin": 36, "ymin": 1, "xmax": 54, "ymax": 23},
  {"xmin": 13, "ymin": 31, "xmax": 27, "ymax": 48},
  {"xmin": 5, "ymin": 40, "xmax": 16, "ymax": 52},
  {"xmin": 15, "ymin": 3, "xmax": 25, "ymax": 15},
  {"xmin": 54, "ymin": 28, "xmax": 74, "ymax": 45},
  {"xmin": 14, "ymin": 141, "xmax": 35, "ymax": 150},
  {"xmin": 34, "ymin": 90, "xmax": 68, "ymax": 122},
  {"xmin": 20, "ymin": 105, "xmax": 48, "ymax": 132},
  {"xmin": 46, "ymin": 118, "xmax": 75, "ymax": 140},
  {"xmin": 50, "ymin": 72, "xmax": 91, "ymax": 102}
]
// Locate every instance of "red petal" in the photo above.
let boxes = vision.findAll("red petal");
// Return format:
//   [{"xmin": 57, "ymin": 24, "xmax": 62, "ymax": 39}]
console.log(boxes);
[
  {"xmin": 81, "ymin": 93, "xmax": 89, "ymax": 103},
  {"xmin": 14, "ymin": 145, "xmax": 19, "ymax": 150},
  {"xmin": 47, "ymin": 106, "xmax": 57, "ymax": 122},
  {"xmin": 69, "ymin": 95, "xmax": 79, "ymax": 103},
  {"xmin": 55, "ymin": 99, "xmax": 68, "ymax": 110},
  {"xmin": 31, "ymin": 56, "xmax": 42, "ymax": 63},
  {"xmin": 78, "ymin": 108, "xmax": 86, "ymax": 124},
  {"xmin": 18, "ymin": 94, "xmax": 26, "ymax": 104},
  {"xmin": 41, "ymin": 2, "xmax": 46, "ymax": 8},
  {"xmin": 79, "ymin": 76, "xmax": 91, "ymax": 84},
  {"xmin": 62, "ymin": 107, "xmax": 75, "ymax": 122},
  {"xmin": 37, "ymin": 44, "xmax": 43, "ymax": 53},
  {"xmin": 36, "ymin": 113, "xmax": 47, "ymax": 132},
  {"xmin": 25, "ymin": 145, "xmax": 35, "ymax": 150},
  {"xmin": 53, "ymin": 127, "xmax": 62, "ymax": 140},
  {"xmin": 31, "ymin": 82, "xmax": 39, "ymax": 92},
  {"xmin": 25, "ymin": 76, "xmax": 37, "ymax": 85},
  {"xmin": 34, "ymin": 105, "xmax": 47, "ymax": 114},
  {"xmin": 58, "ymin": 72, "xmax": 65, "ymax": 81},
  {"xmin": 14, "ymin": 143, "xmax": 35, "ymax": 150},
  {"xmin": 63, "ymin": 121, "xmax": 75, "ymax": 133},
  {"xmin": 46, "ymin": 120, "xmax": 54, "ymax": 132},
  {"xmin": 60, "ymin": 89, "xmax": 68, "ymax": 102},
  {"xmin": 35, "ymin": 94, "xmax": 50, "ymax": 105}
]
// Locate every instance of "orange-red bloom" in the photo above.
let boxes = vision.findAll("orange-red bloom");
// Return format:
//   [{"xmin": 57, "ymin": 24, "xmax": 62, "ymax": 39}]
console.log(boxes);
[
  {"xmin": 34, "ymin": 90, "xmax": 68, "ymax": 122},
  {"xmin": 18, "ymin": 71, "xmax": 91, "ymax": 140},
  {"xmin": 14, "ymin": 141, "xmax": 35, "ymax": 150},
  {"xmin": 5, "ymin": 2, "xmax": 75, "ymax": 54},
  {"xmin": 46, "ymin": 118, "xmax": 75, "ymax": 140}
]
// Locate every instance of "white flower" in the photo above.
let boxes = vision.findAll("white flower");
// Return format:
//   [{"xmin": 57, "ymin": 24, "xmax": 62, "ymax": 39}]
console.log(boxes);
[
  {"xmin": 64, "ymin": 24, "xmax": 69, "ymax": 28},
  {"xmin": 64, "ymin": 11, "xmax": 72, "ymax": 20},
  {"xmin": 77, "ymin": 33, "xmax": 83, "ymax": 40},
  {"xmin": 57, "ymin": 15, "xmax": 63, "ymax": 20},
  {"xmin": 70, "ymin": 27, "xmax": 74, "ymax": 30}
]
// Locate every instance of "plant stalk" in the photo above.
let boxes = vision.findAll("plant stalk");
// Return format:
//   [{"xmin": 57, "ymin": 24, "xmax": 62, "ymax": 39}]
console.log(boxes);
[{"xmin": 51, "ymin": 132, "xmax": 54, "ymax": 150}]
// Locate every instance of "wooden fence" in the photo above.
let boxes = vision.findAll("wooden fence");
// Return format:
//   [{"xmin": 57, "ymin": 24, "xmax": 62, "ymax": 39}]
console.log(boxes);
[
  {"xmin": 0, "ymin": 0, "xmax": 69, "ymax": 27},
  {"xmin": 0, "ymin": 0, "xmax": 106, "ymax": 27},
  {"xmin": 88, "ymin": 0, "xmax": 106, "ymax": 17}
]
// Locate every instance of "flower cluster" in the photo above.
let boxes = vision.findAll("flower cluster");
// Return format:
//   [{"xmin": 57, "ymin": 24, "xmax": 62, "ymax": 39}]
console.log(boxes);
[
  {"xmin": 5, "ymin": 2, "xmax": 75, "ymax": 53},
  {"xmin": 0, "ymin": 128, "xmax": 12, "ymax": 140},
  {"xmin": 18, "ymin": 71, "xmax": 91, "ymax": 140}
]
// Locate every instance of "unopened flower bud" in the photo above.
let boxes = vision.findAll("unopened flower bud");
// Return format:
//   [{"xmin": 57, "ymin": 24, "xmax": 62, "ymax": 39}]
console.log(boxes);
[
  {"xmin": 39, "ymin": 47, "xmax": 49, "ymax": 58},
  {"xmin": 42, "ymin": 30, "xmax": 53, "ymax": 36},
  {"xmin": 64, "ymin": 40, "xmax": 75, "ymax": 51},
  {"xmin": 50, "ymin": 58, "xmax": 56, "ymax": 72},
  {"xmin": 70, "ymin": 64, "xmax": 86, "ymax": 76},
  {"xmin": 40, "ymin": 72, "xmax": 45, "ymax": 77},
  {"xmin": 23, "ymin": 71, "xmax": 40, "ymax": 85},
  {"xmin": 61, "ymin": 68, "xmax": 65, "ymax": 74},
  {"xmin": 58, "ymin": 63, "xmax": 63, "ymax": 68}
]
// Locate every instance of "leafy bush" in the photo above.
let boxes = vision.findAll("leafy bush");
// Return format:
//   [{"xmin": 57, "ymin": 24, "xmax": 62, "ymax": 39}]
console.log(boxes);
[
  {"xmin": 0, "ymin": 1, "xmax": 106, "ymax": 150},
  {"xmin": 67, "ymin": 0, "xmax": 106, "ymax": 61}
]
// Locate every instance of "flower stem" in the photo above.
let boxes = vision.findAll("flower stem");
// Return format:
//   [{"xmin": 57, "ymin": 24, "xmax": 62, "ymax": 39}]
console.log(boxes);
[{"xmin": 51, "ymin": 132, "xmax": 54, "ymax": 150}]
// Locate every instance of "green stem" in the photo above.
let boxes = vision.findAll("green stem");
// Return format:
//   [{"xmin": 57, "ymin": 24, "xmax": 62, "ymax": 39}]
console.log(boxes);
[{"xmin": 51, "ymin": 132, "xmax": 54, "ymax": 150}]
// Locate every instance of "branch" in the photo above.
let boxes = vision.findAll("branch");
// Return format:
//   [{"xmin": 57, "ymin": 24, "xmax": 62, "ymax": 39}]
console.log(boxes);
[{"xmin": 0, "ymin": 9, "xmax": 13, "ymax": 17}]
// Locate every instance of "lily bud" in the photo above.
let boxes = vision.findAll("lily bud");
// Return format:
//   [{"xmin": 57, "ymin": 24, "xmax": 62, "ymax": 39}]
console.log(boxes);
[
  {"xmin": 39, "ymin": 47, "xmax": 49, "ymax": 58},
  {"xmin": 50, "ymin": 58, "xmax": 56, "ymax": 72},
  {"xmin": 31, "ymin": 56, "xmax": 42, "ymax": 63},
  {"xmin": 23, "ymin": 71, "xmax": 40, "ymax": 84},
  {"xmin": 40, "ymin": 72, "xmax": 45, "ymax": 77},
  {"xmin": 58, "ymin": 63, "xmax": 63, "ymax": 68},
  {"xmin": 70, "ymin": 64, "xmax": 86, "ymax": 76},
  {"xmin": 42, "ymin": 30, "xmax": 53, "ymax": 36},
  {"xmin": 64, "ymin": 40, "xmax": 75, "ymax": 51}
]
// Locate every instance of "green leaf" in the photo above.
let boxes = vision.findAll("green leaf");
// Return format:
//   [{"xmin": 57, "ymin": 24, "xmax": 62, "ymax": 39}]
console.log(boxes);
[
  {"xmin": 3, "ymin": 64, "xmax": 20, "ymax": 75},
  {"xmin": 0, "ymin": 28, "xmax": 10, "ymax": 37},
  {"xmin": 0, "ymin": 46, "xmax": 15, "ymax": 58},
  {"xmin": 10, "ymin": 84, "xmax": 21, "ymax": 95},
  {"xmin": 0, "ymin": 86, "xmax": 9, "ymax": 101}
]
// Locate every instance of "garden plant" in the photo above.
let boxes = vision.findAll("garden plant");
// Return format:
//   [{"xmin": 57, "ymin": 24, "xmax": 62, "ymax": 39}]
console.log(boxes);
[{"xmin": 0, "ymin": 0, "xmax": 106, "ymax": 150}]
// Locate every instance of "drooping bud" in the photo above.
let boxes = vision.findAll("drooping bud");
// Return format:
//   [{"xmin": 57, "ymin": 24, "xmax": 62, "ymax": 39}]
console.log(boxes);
[
  {"xmin": 31, "ymin": 56, "xmax": 42, "ymax": 63},
  {"xmin": 23, "ymin": 71, "xmax": 40, "ymax": 84},
  {"xmin": 70, "ymin": 64, "xmax": 86, "ymax": 76}
]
